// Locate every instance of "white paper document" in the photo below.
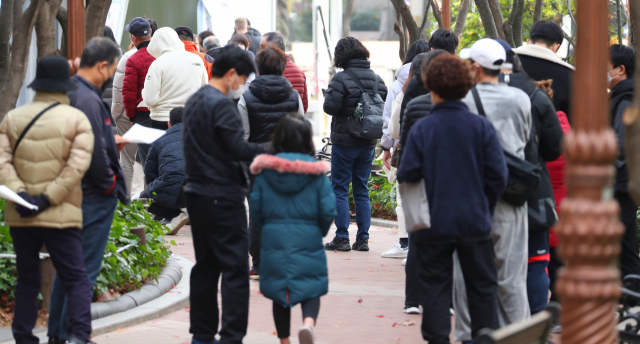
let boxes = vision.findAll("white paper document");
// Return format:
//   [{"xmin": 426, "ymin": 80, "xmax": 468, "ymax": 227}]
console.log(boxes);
[
  {"xmin": 122, "ymin": 124, "xmax": 166, "ymax": 144},
  {"xmin": 0, "ymin": 185, "xmax": 38, "ymax": 210}
]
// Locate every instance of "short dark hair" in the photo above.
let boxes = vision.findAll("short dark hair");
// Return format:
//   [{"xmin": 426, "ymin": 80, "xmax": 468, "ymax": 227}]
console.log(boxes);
[
  {"xmin": 482, "ymin": 67, "xmax": 501, "ymax": 77},
  {"xmin": 529, "ymin": 21, "xmax": 564, "ymax": 46},
  {"xmin": 170, "ymin": 107, "xmax": 183, "ymax": 125},
  {"xmin": 272, "ymin": 113, "xmax": 315, "ymax": 156},
  {"xmin": 404, "ymin": 40, "xmax": 430, "ymax": 65},
  {"xmin": 263, "ymin": 31, "xmax": 286, "ymax": 51},
  {"xmin": 334, "ymin": 37, "xmax": 370, "ymax": 69},
  {"xmin": 80, "ymin": 37, "xmax": 121, "ymax": 68},
  {"xmin": 420, "ymin": 49, "xmax": 450, "ymax": 91},
  {"xmin": 198, "ymin": 30, "xmax": 214, "ymax": 44},
  {"xmin": 229, "ymin": 34, "xmax": 250, "ymax": 49},
  {"xmin": 429, "ymin": 29, "xmax": 459, "ymax": 54},
  {"xmin": 426, "ymin": 55, "xmax": 473, "ymax": 101},
  {"xmin": 610, "ymin": 44, "xmax": 635, "ymax": 78},
  {"xmin": 256, "ymin": 47, "xmax": 287, "ymax": 76},
  {"xmin": 178, "ymin": 35, "xmax": 193, "ymax": 42},
  {"xmin": 210, "ymin": 45, "xmax": 256, "ymax": 78}
]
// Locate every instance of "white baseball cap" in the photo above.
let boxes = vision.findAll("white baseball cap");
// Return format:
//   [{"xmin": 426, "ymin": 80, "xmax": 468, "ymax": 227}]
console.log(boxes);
[{"xmin": 459, "ymin": 38, "xmax": 506, "ymax": 70}]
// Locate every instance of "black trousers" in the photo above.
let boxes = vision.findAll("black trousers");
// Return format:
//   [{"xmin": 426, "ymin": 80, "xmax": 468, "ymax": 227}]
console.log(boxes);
[
  {"xmin": 134, "ymin": 111, "xmax": 152, "ymax": 168},
  {"xmin": 616, "ymin": 191, "xmax": 640, "ymax": 278},
  {"xmin": 272, "ymin": 298, "xmax": 321, "ymax": 339},
  {"xmin": 151, "ymin": 119, "xmax": 168, "ymax": 130},
  {"xmin": 414, "ymin": 236, "xmax": 498, "ymax": 344},
  {"xmin": 186, "ymin": 194, "xmax": 249, "ymax": 344},
  {"xmin": 405, "ymin": 234, "xmax": 420, "ymax": 307},
  {"xmin": 11, "ymin": 227, "xmax": 92, "ymax": 344}
]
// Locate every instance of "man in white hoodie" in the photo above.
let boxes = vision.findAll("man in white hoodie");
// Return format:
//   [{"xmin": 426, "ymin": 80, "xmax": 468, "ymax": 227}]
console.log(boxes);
[{"xmin": 142, "ymin": 27, "xmax": 208, "ymax": 129}]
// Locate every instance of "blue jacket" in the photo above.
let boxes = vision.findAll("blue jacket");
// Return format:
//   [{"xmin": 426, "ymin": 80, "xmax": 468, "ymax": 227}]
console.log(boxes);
[
  {"xmin": 397, "ymin": 101, "xmax": 507, "ymax": 241},
  {"xmin": 249, "ymin": 153, "xmax": 337, "ymax": 307},
  {"xmin": 144, "ymin": 123, "xmax": 185, "ymax": 208}
]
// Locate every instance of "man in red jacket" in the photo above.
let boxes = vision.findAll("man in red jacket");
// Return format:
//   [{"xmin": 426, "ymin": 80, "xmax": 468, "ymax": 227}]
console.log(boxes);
[
  {"xmin": 122, "ymin": 17, "xmax": 156, "ymax": 167},
  {"xmin": 261, "ymin": 32, "xmax": 308, "ymax": 113}
]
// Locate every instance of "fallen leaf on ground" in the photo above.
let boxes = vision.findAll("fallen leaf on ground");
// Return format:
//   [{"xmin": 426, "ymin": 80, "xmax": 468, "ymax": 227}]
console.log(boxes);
[
  {"xmin": 358, "ymin": 298, "xmax": 363, "ymax": 303},
  {"xmin": 334, "ymin": 325, "xmax": 339, "ymax": 328},
  {"xmin": 116, "ymin": 329, "xmax": 123, "ymax": 332},
  {"xmin": 272, "ymin": 332, "xmax": 277, "ymax": 335},
  {"xmin": 376, "ymin": 315, "xmax": 385, "ymax": 318},
  {"xmin": 367, "ymin": 270, "xmax": 373, "ymax": 272},
  {"xmin": 334, "ymin": 250, "xmax": 337, "ymax": 253},
  {"xmin": 340, "ymin": 321, "xmax": 347, "ymax": 324},
  {"xmin": 381, "ymin": 264, "xmax": 387, "ymax": 266},
  {"xmin": 258, "ymin": 292, "xmax": 262, "ymax": 294},
  {"xmin": 344, "ymin": 257, "xmax": 350, "ymax": 260},
  {"xmin": 367, "ymin": 261, "xmax": 372, "ymax": 263},
  {"xmin": 392, "ymin": 322, "xmax": 397, "ymax": 327},
  {"xmin": 398, "ymin": 321, "xmax": 416, "ymax": 326},
  {"xmin": 369, "ymin": 240, "xmax": 373, "ymax": 243}
]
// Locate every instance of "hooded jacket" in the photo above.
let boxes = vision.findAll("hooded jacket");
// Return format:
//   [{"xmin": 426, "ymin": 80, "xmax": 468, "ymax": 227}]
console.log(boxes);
[
  {"xmin": 249, "ymin": 153, "xmax": 336, "ymax": 307},
  {"xmin": 323, "ymin": 59, "xmax": 388, "ymax": 148},
  {"xmin": 0, "ymin": 92, "xmax": 94, "ymax": 229},
  {"xmin": 143, "ymin": 28, "xmax": 208, "ymax": 122},
  {"xmin": 183, "ymin": 40, "xmax": 213, "ymax": 80},
  {"xmin": 513, "ymin": 44, "xmax": 575, "ymax": 122},
  {"xmin": 547, "ymin": 111, "xmax": 571, "ymax": 248},
  {"xmin": 246, "ymin": 27, "xmax": 262, "ymax": 54},
  {"xmin": 283, "ymin": 55, "xmax": 308, "ymax": 113},
  {"xmin": 112, "ymin": 47, "xmax": 137, "ymax": 120},
  {"xmin": 123, "ymin": 41, "xmax": 154, "ymax": 119},
  {"xmin": 610, "ymin": 78, "xmax": 635, "ymax": 193},
  {"xmin": 238, "ymin": 75, "xmax": 302, "ymax": 143},
  {"xmin": 144, "ymin": 123, "xmax": 185, "ymax": 208},
  {"xmin": 382, "ymin": 63, "xmax": 411, "ymax": 149}
]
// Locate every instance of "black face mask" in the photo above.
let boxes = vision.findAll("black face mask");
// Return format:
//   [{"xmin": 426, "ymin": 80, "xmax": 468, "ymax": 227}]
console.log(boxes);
[{"xmin": 100, "ymin": 77, "xmax": 113, "ymax": 93}]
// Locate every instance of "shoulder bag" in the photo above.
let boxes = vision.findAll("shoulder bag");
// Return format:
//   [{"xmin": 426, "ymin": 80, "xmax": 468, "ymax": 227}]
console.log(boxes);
[
  {"xmin": 398, "ymin": 179, "xmax": 431, "ymax": 232},
  {"xmin": 13, "ymin": 102, "xmax": 60, "ymax": 156},
  {"xmin": 343, "ymin": 69, "xmax": 385, "ymax": 140}
]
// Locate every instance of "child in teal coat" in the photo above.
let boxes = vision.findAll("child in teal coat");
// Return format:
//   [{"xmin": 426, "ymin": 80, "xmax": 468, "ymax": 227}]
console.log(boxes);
[{"xmin": 250, "ymin": 114, "xmax": 337, "ymax": 344}]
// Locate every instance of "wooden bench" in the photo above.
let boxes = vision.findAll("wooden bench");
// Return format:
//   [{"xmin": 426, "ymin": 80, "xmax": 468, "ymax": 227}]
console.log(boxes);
[{"xmin": 474, "ymin": 302, "xmax": 560, "ymax": 344}]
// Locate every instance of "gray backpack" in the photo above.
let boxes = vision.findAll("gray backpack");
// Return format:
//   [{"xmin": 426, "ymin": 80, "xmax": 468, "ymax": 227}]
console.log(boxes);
[{"xmin": 343, "ymin": 70, "xmax": 384, "ymax": 140}]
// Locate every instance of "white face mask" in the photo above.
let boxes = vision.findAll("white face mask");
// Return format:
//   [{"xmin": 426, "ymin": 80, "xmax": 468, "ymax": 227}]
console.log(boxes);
[
  {"xmin": 607, "ymin": 69, "xmax": 616, "ymax": 87},
  {"xmin": 227, "ymin": 73, "xmax": 246, "ymax": 100}
]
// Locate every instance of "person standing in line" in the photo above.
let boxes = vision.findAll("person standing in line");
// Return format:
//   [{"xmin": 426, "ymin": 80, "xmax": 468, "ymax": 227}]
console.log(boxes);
[
  {"xmin": 183, "ymin": 46, "xmax": 265, "ymax": 344},
  {"xmin": 175, "ymin": 26, "xmax": 214, "ymax": 79},
  {"xmin": 235, "ymin": 17, "xmax": 262, "ymax": 55},
  {"xmin": 250, "ymin": 114, "xmax": 336, "ymax": 344},
  {"xmin": 608, "ymin": 44, "xmax": 640, "ymax": 278},
  {"xmin": 229, "ymin": 34, "xmax": 256, "ymax": 61},
  {"xmin": 48, "ymin": 37, "xmax": 129, "ymax": 344},
  {"xmin": 0, "ymin": 56, "xmax": 95, "ymax": 344},
  {"xmin": 122, "ymin": 17, "xmax": 155, "ymax": 167},
  {"xmin": 397, "ymin": 54, "xmax": 507, "ymax": 344},
  {"xmin": 143, "ymin": 27, "xmax": 208, "ymax": 130},
  {"xmin": 379, "ymin": 39, "xmax": 430, "ymax": 261},
  {"xmin": 198, "ymin": 30, "xmax": 214, "ymax": 51},
  {"xmin": 203, "ymin": 36, "xmax": 221, "ymax": 52},
  {"xmin": 322, "ymin": 37, "xmax": 388, "ymax": 252},
  {"xmin": 261, "ymin": 32, "xmax": 308, "ymax": 113},
  {"xmin": 513, "ymin": 21, "xmax": 575, "ymax": 122},
  {"xmin": 454, "ymin": 38, "xmax": 532, "ymax": 343}
]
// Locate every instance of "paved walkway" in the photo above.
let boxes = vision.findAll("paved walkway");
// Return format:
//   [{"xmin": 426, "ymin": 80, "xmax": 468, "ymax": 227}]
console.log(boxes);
[{"xmin": 92, "ymin": 223, "xmax": 447, "ymax": 344}]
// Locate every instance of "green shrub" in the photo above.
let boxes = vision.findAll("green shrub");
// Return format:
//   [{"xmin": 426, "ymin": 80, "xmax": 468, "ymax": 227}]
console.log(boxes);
[{"xmin": 348, "ymin": 160, "xmax": 397, "ymax": 220}]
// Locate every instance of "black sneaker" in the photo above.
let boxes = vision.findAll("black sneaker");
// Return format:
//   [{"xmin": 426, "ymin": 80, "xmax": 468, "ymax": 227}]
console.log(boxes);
[
  {"xmin": 325, "ymin": 236, "xmax": 351, "ymax": 251},
  {"xmin": 48, "ymin": 338, "xmax": 63, "ymax": 344},
  {"xmin": 352, "ymin": 237, "xmax": 369, "ymax": 251}
]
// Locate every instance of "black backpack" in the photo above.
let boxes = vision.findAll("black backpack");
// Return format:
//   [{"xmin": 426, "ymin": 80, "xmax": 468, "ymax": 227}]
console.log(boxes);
[{"xmin": 343, "ymin": 69, "xmax": 385, "ymax": 140}]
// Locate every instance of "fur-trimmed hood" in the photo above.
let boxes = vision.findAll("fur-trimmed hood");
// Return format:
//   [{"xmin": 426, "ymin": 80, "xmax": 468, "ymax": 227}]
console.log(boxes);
[
  {"xmin": 250, "ymin": 153, "xmax": 330, "ymax": 194},
  {"xmin": 513, "ymin": 44, "xmax": 575, "ymax": 71}
]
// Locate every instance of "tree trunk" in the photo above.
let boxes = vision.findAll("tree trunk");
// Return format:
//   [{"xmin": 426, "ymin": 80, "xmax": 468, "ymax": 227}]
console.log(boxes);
[
  {"xmin": 379, "ymin": 1, "xmax": 397, "ymax": 40},
  {"xmin": 431, "ymin": 0, "xmax": 444, "ymax": 30},
  {"xmin": 533, "ymin": 0, "xmax": 544, "ymax": 23},
  {"xmin": 474, "ymin": 0, "xmax": 499, "ymax": 38},
  {"xmin": 85, "ymin": 0, "xmax": 112, "ymax": 41},
  {"xmin": 419, "ymin": 0, "xmax": 431, "ymax": 40},
  {"xmin": 276, "ymin": 0, "xmax": 290, "ymax": 47},
  {"xmin": 393, "ymin": 9, "xmax": 407, "ymax": 62},
  {"xmin": 342, "ymin": 0, "xmax": 354, "ymax": 37},
  {"xmin": 488, "ymin": 0, "xmax": 506, "ymax": 40},
  {"xmin": 454, "ymin": 0, "xmax": 472, "ymax": 38},
  {"xmin": 391, "ymin": 0, "xmax": 420, "ymax": 44},
  {"xmin": 57, "ymin": 5, "xmax": 68, "ymax": 58},
  {"xmin": 0, "ymin": 0, "xmax": 14, "ymax": 93},
  {"xmin": 0, "ymin": 0, "xmax": 46, "ymax": 121},
  {"xmin": 35, "ymin": 0, "xmax": 64, "ymax": 60},
  {"xmin": 625, "ymin": 0, "xmax": 640, "ymax": 205},
  {"xmin": 511, "ymin": 0, "xmax": 525, "ymax": 47}
]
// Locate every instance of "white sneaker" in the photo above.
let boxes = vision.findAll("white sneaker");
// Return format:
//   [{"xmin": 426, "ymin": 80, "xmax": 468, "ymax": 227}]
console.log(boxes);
[
  {"xmin": 404, "ymin": 306, "xmax": 421, "ymax": 314},
  {"xmin": 169, "ymin": 211, "xmax": 189, "ymax": 235},
  {"xmin": 381, "ymin": 243, "xmax": 408, "ymax": 258},
  {"xmin": 450, "ymin": 308, "xmax": 455, "ymax": 316},
  {"xmin": 298, "ymin": 324, "xmax": 315, "ymax": 344},
  {"xmin": 402, "ymin": 258, "xmax": 407, "ymax": 266}
]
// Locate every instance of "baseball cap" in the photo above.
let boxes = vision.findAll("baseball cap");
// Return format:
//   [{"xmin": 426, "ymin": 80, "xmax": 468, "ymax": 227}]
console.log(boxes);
[
  {"xmin": 174, "ymin": 26, "xmax": 194, "ymax": 40},
  {"xmin": 125, "ymin": 17, "xmax": 151, "ymax": 37},
  {"xmin": 459, "ymin": 38, "xmax": 506, "ymax": 70},
  {"xmin": 491, "ymin": 38, "xmax": 514, "ymax": 64}
]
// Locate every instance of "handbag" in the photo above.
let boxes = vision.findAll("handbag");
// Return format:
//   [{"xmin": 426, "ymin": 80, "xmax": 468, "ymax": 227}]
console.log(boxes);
[
  {"xmin": 471, "ymin": 87, "xmax": 540, "ymax": 207},
  {"xmin": 13, "ymin": 102, "xmax": 60, "ymax": 156},
  {"xmin": 390, "ymin": 142, "xmax": 400, "ymax": 168},
  {"xmin": 343, "ymin": 69, "xmax": 385, "ymax": 140},
  {"xmin": 398, "ymin": 179, "xmax": 431, "ymax": 232}
]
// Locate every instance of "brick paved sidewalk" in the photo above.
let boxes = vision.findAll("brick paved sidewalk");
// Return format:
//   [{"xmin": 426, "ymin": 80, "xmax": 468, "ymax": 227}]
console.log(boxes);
[{"xmin": 92, "ymin": 224, "xmax": 455, "ymax": 344}]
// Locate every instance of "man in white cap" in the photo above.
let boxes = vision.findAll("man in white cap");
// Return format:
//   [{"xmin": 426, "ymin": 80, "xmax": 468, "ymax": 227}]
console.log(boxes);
[{"xmin": 454, "ymin": 38, "xmax": 532, "ymax": 344}]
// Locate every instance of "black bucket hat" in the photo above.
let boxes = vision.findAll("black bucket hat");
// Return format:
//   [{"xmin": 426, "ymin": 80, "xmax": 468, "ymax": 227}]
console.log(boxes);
[{"xmin": 28, "ymin": 55, "xmax": 78, "ymax": 92}]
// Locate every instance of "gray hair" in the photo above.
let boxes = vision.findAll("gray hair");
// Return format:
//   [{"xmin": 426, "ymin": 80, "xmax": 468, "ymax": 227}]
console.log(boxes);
[
  {"xmin": 263, "ymin": 31, "xmax": 286, "ymax": 51},
  {"xmin": 203, "ymin": 36, "xmax": 220, "ymax": 50}
]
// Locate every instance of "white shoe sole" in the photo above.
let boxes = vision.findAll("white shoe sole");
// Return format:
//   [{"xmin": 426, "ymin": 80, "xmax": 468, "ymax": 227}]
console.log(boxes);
[
  {"xmin": 404, "ymin": 307, "xmax": 421, "ymax": 314},
  {"xmin": 169, "ymin": 217, "xmax": 189, "ymax": 235},
  {"xmin": 298, "ymin": 326, "xmax": 315, "ymax": 344},
  {"xmin": 381, "ymin": 252, "xmax": 408, "ymax": 258}
]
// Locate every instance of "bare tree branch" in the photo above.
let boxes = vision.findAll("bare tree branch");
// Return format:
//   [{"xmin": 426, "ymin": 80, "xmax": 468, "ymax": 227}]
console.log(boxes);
[
  {"xmin": 454, "ymin": 0, "xmax": 472, "ymax": 38},
  {"xmin": 342, "ymin": 0, "xmax": 355, "ymax": 37},
  {"xmin": 488, "ymin": 0, "xmax": 506, "ymax": 40},
  {"xmin": 474, "ymin": 0, "xmax": 499, "ymax": 38},
  {"xmin": 567, "ymin": 0, "xmax": 577, "ymax": 28},
  {"xmin": 0, "ymin": 0, "xmax": 14, "ymax": 93},
  {"xmin": 431, "ymin": 0, "xmax": 444, "ymax": 30},
  {"xmin": 393, "ymin": 15, "xmax": 407, "ymax": 62},
  {"xmin": 391, "ymin": 0, "xmax": 420, "ymax": 44},
  {"xmin": 511, "ymin": 0, "xmax": 525, "ymax": 46},
  {"xmin": 419, "ymin": 0, "xmax": 432, "ymax": 33},
  {"xmin": 533, "ymin": 0, "xmax": 544, "ymax": 23}
]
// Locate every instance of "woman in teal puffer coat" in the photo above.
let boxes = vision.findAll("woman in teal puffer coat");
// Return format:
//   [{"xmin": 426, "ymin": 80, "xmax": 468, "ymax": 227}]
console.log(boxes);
[{"xmin": 250, "ymin": 113, "xmax": 337, "ymax": 344}]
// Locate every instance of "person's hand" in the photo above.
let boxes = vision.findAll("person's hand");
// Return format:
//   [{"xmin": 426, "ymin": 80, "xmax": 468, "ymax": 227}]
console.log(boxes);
[
  {"xmin": 382, "ymin": 150, "xmax": 392, "ymax": 170},
  {"xmin": 15, "ymin": 192, "xmax": 36, "ymax": 217},
  {"xmin": 115, "ymin": 135, "xmax": 129, "ymax": 153},
  {"xmin": 16, "ymin": 193, "xmax": 50, "ymax": 218},
  {"xmin": 68, "ymin": 58, "xmax": 80, "ymax": 76}
]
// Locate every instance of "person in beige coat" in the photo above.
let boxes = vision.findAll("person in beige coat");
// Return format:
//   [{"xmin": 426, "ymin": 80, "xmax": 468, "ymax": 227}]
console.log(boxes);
[{"xmin": 0, "ymin": 56, "xmax": 95, "ymax": 344}]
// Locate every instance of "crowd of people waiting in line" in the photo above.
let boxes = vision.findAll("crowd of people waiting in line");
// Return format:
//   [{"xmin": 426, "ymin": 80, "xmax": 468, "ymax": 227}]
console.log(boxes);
[{"xmin": 1, "ymin": 13, "xmax": 638, "ymax": 344}]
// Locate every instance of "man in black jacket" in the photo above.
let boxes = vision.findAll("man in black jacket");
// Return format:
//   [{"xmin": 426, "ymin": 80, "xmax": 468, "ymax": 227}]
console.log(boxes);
[
  {"xmin": 608, "ymin": 44, "xmax": 640, "ymax": 278},
  {"xmin": 513, "ymin": 21, "xmax": 575, "ymax": 122},
  {"xmin": 183, "ymin": 45, "xmax": 265, "ymax": 344},
  {"xmin": 234, "ymin": 17, "xmax": 261, "ymax": 55},
  {"xmin": 48, "ymin": 37, "xmax": 129, "ymax": 344}
]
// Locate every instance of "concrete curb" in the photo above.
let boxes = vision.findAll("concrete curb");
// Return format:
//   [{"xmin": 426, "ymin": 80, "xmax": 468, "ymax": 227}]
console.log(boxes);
[{"xmin": 370, "ymin": 218, "xmax": 398, "ymax": 228}]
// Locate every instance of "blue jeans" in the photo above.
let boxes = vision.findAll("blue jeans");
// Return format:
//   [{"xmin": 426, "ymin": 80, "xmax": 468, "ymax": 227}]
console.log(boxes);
[
  {"xmin": 331, "ymin": 144, "xmax": 374, "ymax": 240},
  {"xmin": 47, "ymin": 194, "xmax": 118, "ymax": 340}
]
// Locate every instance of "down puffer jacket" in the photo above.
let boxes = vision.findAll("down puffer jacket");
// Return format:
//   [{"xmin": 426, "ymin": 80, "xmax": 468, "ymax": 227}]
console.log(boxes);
[
  {"xmin": 144, "ymin": 123, "xmax": 185, "ymax": 208},
  {"xmin": 547, "ymin": 111, "xmax": 571, "ymax": 248},
  {"xmin": 249, "ymin": 153, "xmax": 336, "ymax": 307},
  {"xmin": 323, "ymin": 59, "xmax": 388, "ymax": 148},
  {"xmin": 283, "ymin": 55, "xmax": 308, "ymax": 113},
  {"xmin": 122, "ymin": 41, "xmax": 155, "ymax": 119},
  {"xmin": 0, "ymin": 92, "xmax": 94, "ymax": 228},
  {"xmin": 398, "ymin": 93, "xmax": 433, "ymax": 165},
  {"xmin": 111, "ymin": 47, "xmax": 137, "ymax": 120},
  {"xmin": 184, "ymin": 41, "xmax": 213, "ymax": 80}
]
